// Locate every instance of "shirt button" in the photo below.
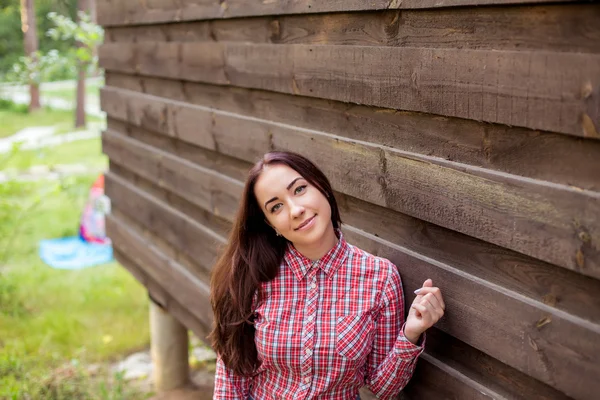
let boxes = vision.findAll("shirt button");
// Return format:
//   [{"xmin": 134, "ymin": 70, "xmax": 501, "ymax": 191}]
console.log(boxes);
[
  {"xmin": 305, "ymin": 377, "xmax": 311, "ymax": 383},
  {"xmin": 307, "ymin": 314, "xmax": 314, "ymax": 321},
  {"xmin": 306, "ymin": 348, "xmax": 312, "ymax": 355},
  {"xmin": 311, "ymin": 283, "xmax": 317, "ymax": 289}
]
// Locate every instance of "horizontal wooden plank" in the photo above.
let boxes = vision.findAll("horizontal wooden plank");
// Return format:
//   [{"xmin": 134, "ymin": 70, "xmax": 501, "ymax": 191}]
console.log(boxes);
[
  {"xmin": 105, "ymin": 5, "xmax": 600, "ymax": 53},
  {"xmin": 100, "ymin": 90, "xmax": 600, "ymax": 279},
  {"xmin": 99, "ymin": 42, "xmax": 600, "ymax": 139},
  {"xmin": 336, "ymin": 191, "xmax": 600, "ymax": 325},
  {"xmin": 104, "ymin": 152, "xmax": 600, "ymax": 398},
  {"xmin": 415, "ymin": 328, "xmax": 572, "ymax": 400},
  {"xmin": 113, "ymin": 247, "xmax": 211, "ymax": 344},
  {"xmin": 106, "ymin": 118, "xmax": 600, "ymax": 325},
  {"xmin": 105, "ymin": 172, "xmax": 226, "ymax": 279},
  {"xmin": 108, "ymin": 159, "xmax": 232, "ymax": 238},
  {"xmin": 97, "ymin": 0, "xmax": 579, "ymax": 27},
  {"xmin": 102, "ymin": 129, "xmax": 244, "ymax": 222},
  {"xmin": 107, "ymin": 212, "xmax": 214, "ymax": 331},
  {"xmin": 104, "ymin": 75, "xmax": 600, "ymax": 192},
  {"xmin": 112, "ymin": 198, "xmax": 570, "ymax": 399},
  {"xmin": 343, "ymin": 226, "xmax": 599, "ymax": 400}
]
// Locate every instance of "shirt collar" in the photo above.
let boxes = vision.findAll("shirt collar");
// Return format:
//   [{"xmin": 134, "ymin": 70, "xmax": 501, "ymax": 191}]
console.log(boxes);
[{"xmin": 284, "ymin": 230, "xmax": 350, "ymax": 281}]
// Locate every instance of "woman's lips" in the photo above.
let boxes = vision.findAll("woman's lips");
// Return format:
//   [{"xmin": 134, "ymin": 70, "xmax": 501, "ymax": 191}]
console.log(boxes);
[{"xmin": 295, "ymin": 215, "xmax": 316, "ymax": 231}]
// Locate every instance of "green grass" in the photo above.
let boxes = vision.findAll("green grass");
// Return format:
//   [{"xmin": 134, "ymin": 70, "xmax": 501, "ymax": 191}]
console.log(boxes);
[
  {"xmin": 0, "ymin": 107, "xmax": 103, "ymax": 139},
  {"xmin": 0, "ymin": 176, "xmax": 151, "ymax": 399},
  {"xmin": 41, "ymin": 80, "xmax": 102, "ymax": 104},
  {"xmin": 1, "ymin": 136, "xmax": 108, "ymax": 171}
]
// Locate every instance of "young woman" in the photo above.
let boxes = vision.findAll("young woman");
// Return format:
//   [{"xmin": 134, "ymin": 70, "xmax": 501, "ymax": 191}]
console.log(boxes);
[{"xmin": 210, "ymin": 152, "xmax": 445, "ymax": 400}]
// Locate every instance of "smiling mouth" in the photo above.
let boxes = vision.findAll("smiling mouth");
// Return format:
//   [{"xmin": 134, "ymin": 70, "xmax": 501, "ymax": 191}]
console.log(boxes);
[{"xmin": 295, "ymin": 215, "xmax": 316, "ymax": 231}]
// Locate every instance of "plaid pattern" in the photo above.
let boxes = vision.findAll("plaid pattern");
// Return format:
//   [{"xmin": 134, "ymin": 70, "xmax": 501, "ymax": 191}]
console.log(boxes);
[{"xmin": 214, "ymin": 233, "xmax": 424, "ymax": 399}]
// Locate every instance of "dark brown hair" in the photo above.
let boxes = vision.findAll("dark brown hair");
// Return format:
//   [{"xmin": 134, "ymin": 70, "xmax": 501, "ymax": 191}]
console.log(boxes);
[{"xmin": 209, "ymin": 151, "xmax": 341, "ymax": 376}]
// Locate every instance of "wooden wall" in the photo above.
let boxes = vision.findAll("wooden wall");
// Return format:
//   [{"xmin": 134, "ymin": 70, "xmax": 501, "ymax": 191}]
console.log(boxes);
[{"xmin": 97, "ymin": 1, "xmax": 600, "ymax": 399}]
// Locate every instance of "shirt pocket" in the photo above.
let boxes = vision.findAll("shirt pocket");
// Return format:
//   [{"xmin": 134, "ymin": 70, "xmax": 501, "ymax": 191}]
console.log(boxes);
[{"xmin": 335, "ymin": 313, "xmax": 375, "ymax": 362}]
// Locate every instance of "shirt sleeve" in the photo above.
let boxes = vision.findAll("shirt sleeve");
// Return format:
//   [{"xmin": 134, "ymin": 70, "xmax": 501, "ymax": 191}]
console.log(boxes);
[
  {"xmin": 214, "ymin": 356, "xmax": 252, "ymax": 400},
  {"xmin": 365, "ymin": 261, "xmax": 425, "ymax": 399}
]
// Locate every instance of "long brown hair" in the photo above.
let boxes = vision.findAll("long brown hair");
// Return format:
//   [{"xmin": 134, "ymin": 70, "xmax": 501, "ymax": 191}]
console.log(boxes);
[{"xmin": 209, "ymin": 151, "xmax": 342, "ymax": 376}]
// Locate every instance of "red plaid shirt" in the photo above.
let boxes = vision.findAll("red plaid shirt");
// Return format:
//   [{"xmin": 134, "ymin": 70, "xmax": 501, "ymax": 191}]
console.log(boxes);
[{"xmin": 214, "ymin": 233, "xmax": 424, "ymax": 399}]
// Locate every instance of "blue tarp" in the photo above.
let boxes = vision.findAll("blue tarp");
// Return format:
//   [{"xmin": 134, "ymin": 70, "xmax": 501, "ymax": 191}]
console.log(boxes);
[{"xmin": 39, "ymin": 236, "xmax": 113, "ymax": 270}]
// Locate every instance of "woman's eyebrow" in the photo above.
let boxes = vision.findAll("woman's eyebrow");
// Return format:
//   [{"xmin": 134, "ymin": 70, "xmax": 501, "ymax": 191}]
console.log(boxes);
[{"xmin": 264, "ymin": 177, "xmax": 305, "ymax": 209}]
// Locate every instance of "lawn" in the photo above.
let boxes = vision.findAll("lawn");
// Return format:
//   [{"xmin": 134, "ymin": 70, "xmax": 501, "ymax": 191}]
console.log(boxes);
[
  {"xmin": 0, "ymin": 176, "xmax": 151, "ymax": 399},
  {"xmin": 41, "ymin": 79, "xmax": 102, "ymax": 104},
  {"xmin": 1, "ymin": 136, "xmax": 108, "ymax": 171},
  {"xmin": 0, "ymin": 106, "xmax": 103, "ymax": 139}
]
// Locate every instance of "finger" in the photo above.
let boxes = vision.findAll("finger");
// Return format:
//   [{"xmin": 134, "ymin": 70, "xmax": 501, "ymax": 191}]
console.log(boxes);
[
  {"xmin": 423, "ymin": 279, "xmax": 433, "ymax": 288},
  {"xmin": 422, "ymin": 293, "xmax": 443, "ymax": 314},
  {"xmin": 412, "ymin": 303, "xmax": 427, "ymax": 318},
  {"xmin": 420, "ymin": 296, "xmax": 442, "ymax": 323},
  {"xmin": 414, "ymin": 287, "xmax": 445, "ymax": 309},
  {"xmin": 413, "ymin": 303, "xmax": 434, "ymax": 327}
]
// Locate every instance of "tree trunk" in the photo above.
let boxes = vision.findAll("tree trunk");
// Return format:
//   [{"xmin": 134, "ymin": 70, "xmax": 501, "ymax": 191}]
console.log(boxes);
[
  {"xmin": 75, "ymin": 0, "xmax": 91, "ymax": 128},
  {"xmin": 75, "ymin": 66, "xmax": 86, "ymax": 128},
  {"xmin": 20, "ymin": 0, "xmax": 40, "ymax": 112}
]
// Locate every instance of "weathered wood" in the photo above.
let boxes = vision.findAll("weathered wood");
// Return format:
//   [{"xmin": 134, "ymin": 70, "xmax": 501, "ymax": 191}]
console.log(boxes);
[
  {"xmin": 97, "ymin": 0, "xmax": 580, "ymax": 27},
  {"xmin": 99, "ymin": 42, "xmax": 600, "ymax": 138},
  {"xmin": 105, "ymin": 171, "xmax": 227, "ymax": 275},
  {"xmin": 149, "ymin": 300, "xmax": 190, "ymax": 391},
  {"xmin": 103, "ymin": 77, "xmax": 600, "ymax": 191},
  {"xmin": 106, "ymin": 212, "xmax": 214, "ymax": 331},
  {"xmin": 103, "ymin": 79, "xmax": 600, "ymax": 191},
  {"xmin": 342, "ymin": 226, "xmax": 600, "ymax": 400},
  {"xmin": 102, "ymin": 129, "xmax": 244, "ymax": 222},
  {"xmin": 106, "ymin": 119, "xmax": 600, "ymax": 324},
  {"xmin": 105, "ymin": 5, "xmax": 600, "ymax": 54},
  {"xmin": 101, "ymin": 91, "xmax": 600, "ymax": 279},
  {"xmin": 418, "ymin": 328, "xmax": 572, "ymax": 400},
  {"xmin": 337, "ymin": 191, "xmax": 600, "ymax": 325},
  {"xmin": 114, "ymin": 248, "xmax": 211, "ymax": 344},
  {"xmin": 108, "ymin": 159, "xmax": 232, "ymax": 239},
  {"xmin": 106, "ymin": 155, "xmax": 600, "ymax": 399},
  {"xmin": 107, "ymin": 118, "xmax": 251, "ymax": 184}
]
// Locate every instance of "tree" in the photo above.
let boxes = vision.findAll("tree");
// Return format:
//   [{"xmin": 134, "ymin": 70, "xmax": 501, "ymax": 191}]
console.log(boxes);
[
  {"xmin": 74, "ymin": 0, "xmax": 89, "ymax": 127},
  {"xmin": 19, "ymin": 0, "xmax": 40, "ymax": 111},
  {"xmin": 47, "ymin": 7, "xmax": 103, "ymax": 128}
]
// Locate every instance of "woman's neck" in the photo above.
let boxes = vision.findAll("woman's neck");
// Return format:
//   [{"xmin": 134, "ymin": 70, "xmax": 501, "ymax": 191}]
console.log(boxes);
[{"xmin": 293, "ymin": 224, "xmax": 339, "ymax": 261}]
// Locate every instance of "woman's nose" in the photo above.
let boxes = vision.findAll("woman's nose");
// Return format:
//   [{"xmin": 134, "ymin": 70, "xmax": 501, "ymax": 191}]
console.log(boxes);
[{"xmin": 290, "ymin": 203, "xmax": 305, "ymax": 218}]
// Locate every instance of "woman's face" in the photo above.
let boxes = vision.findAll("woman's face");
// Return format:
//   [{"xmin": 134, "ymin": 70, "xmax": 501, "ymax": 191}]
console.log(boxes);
[{"xmin": 254, "ymin": 164, "xmax": 333, "ymax": 248}]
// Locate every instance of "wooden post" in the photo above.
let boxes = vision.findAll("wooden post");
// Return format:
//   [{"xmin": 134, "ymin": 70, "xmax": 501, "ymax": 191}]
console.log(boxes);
[{"xmin": 149, "ymin": 297, "xmax": 190, "ymax": 391}]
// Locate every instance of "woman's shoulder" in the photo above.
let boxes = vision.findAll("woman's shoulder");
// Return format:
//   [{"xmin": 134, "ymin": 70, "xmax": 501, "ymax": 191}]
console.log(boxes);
[{"xmin": 346, "ymin": 242, "xmax": 398, "ymax": 277}]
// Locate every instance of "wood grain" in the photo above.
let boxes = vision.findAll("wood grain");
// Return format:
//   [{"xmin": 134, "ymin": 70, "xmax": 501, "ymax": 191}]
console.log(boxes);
[
  {"xmin": 107, "ymin": 212, "xmax": 214, "ymax": 331},
  {"xmin": 114, "ymin": 248, "xmax": 211, "ymax": 344},
  {"xmin": 103, "ymin": 76, "xmax": 600, "ymax": 191},
  {"xmin": 102, "ymin": 129, "xmax": 244, "ymax": 222},
  {"xmin": 104, "ymin": 5, "xmax": 600, "ymax": 54},
  {"xmin": 100, "ymin": 91, "xmax": 600, "ymax": 279},
  {"xmin": 342, "ymin": 226, "xmax": 600, "ymax": 400},
  {"xmin": 105, "ymin": 155, "xmax": 600, "ymax": 399},
  {"xmin": 106, "ymin": 118, "xmax": 600, "ymax": 324},
  {"xmin": 98, "ymin": 42, "xmax": 600, "ymax": 138},
  {"xmin": 105, "ymin": 172, "xmax": 226, "ymax": 278},
  {"xmin": 97, "ymin": 0, "xmax": 579, "ymax": 27},
  {"xmin": 108, "ymin": 159, "xmax": 232, "ymax": 239}
]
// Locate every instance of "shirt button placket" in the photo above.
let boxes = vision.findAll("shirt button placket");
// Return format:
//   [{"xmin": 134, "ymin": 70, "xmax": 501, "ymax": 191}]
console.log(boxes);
[{"xmin": 301, "ymin": 271, "xmax": 318, "ymax": 394}]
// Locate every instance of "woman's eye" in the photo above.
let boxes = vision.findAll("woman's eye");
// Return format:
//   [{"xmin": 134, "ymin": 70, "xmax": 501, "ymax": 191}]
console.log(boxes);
[
  {"xmin": 294, "ymin": 185, "xmax": 307, "ymax": 195},
  {"xmin": 270, "ymin": 203, "xmax": 282, "ymax": 213}
]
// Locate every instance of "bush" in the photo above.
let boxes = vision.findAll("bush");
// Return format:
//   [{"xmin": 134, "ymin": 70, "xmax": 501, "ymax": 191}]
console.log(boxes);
[{"xmin": 0, "ymin": 98, "xmax": 28, "ymax": 113}]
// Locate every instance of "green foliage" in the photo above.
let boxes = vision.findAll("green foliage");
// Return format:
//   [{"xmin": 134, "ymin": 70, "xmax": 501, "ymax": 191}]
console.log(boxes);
[
  {"xmin": 0, "ymin": 97, "xmax": 28, "ymax": 114},
  {"xmin": 0, "ymin": 176, "xmax": 151, "ymax": 399},
  {"xmin": 47, "ymin": 11, "xmax": 104, "ymax": 66},
  {"xmin": 0, "ymin": 0, "xmax": 79, "ymax": 79},
  {"xmin": 5, "ymin": 49, "xmax": 75, "ymax": 85}
]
